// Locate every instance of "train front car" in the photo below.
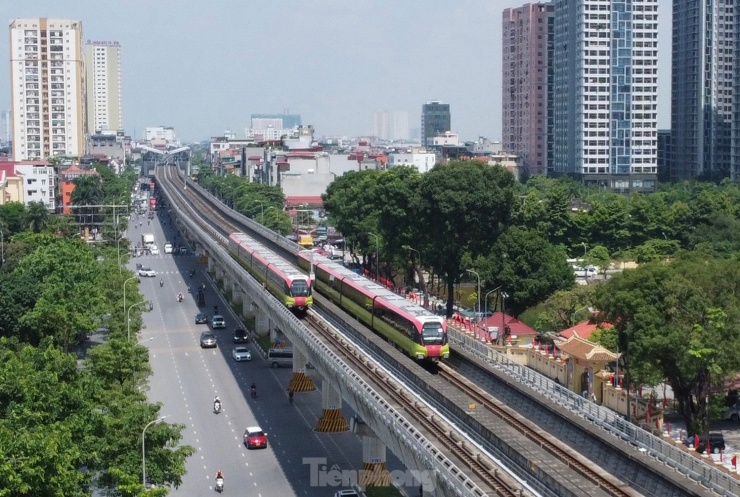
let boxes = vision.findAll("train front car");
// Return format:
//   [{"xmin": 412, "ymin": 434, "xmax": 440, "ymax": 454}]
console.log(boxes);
[
  {"xmin": 286, "ymin": 274, "xmax": 313, "ymax": 312},
  {"xmin": 301, "ymin": 250, "xmax": 449, "ymax": 361}
]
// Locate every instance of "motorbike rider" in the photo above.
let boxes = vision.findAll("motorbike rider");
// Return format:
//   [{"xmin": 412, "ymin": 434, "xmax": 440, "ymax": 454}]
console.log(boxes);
[
  {"xmin": 215, "ymin": 470, "xmax": 224, "ymax": 482},
  {"xmin": 160, "ymin": 278, "xmax": 164, "ymax": 287},
  {"xmin": 250, "ymin": 383, "xmax": 257, "ymax": 398},
  {"xmin": 214, "ymin": 396, "xmax": 221, "ymax": 410},
  {"xmin": 214, "ymin": 304, "xmax": 218, "ymax": 314},
  {"xmin": 177, "ymin": 292, "xmax": 183, "ymax": 302}
]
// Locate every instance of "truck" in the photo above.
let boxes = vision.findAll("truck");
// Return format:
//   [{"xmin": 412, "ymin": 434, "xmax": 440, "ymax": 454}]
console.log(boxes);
[{"xmin": 142, "ymin": 233, "xmax": 155, "ymax": 247}]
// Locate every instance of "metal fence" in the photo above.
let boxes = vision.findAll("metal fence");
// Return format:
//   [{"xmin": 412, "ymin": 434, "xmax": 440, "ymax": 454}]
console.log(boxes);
[{"xmin": 449, "ymin": 329, "xmax": 739, "ymax": 497}]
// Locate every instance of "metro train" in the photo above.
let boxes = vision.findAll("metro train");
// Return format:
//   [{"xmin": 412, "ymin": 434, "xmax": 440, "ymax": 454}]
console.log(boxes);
[
  {"xmin": 228, "ymin": 233, "xmax": 313, "ymax": 312},
  {"xmin": 297, "ymin": 250, "xmax": 449, "ymax": 361}
]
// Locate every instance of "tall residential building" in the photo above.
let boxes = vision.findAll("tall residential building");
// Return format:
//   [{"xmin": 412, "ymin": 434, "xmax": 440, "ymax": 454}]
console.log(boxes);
[
  {"xmin": 373, "ymin": 111, "xmax": 410, "ymax": 141},
  {"xmin": 421, "ymin": 101, "xmax": 451, "ymax": 146},
  {"xmin": 9, "ymin": 18, "xmax": 85, "ymax": 161},
  {"xmin": 85, "ymin": 40, "xmax": 122, "ymax": 133},
  {"xmin": 552, "ymin": 0, "xmax": 658, "ymax": 192},
  {"xmin": 502, "ymin": 3, "xmax": 554, "ymax": 176},
  {"xmin": 672, "ymin": 0, "xmax": 735, "ymax": 181}
]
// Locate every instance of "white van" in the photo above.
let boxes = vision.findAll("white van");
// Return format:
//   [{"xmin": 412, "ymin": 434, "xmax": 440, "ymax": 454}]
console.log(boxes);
[
  {"xmin": 267, "ymin": 348, "xmax": 293, "ymax": 368},
  {"xmin": 573, "ymin": 265, "xmax": 598, "ymax": 278},
  {"xmin": 164, "ymin": 243, "xmax": 173, "ymax": 254}
]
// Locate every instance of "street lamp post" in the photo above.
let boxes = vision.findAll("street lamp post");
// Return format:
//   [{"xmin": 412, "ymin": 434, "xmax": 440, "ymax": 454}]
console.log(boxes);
[
  {"xmin": 253, "ymin": 200, "xmax": 264, "ymax": 222},
  {"xmin": 484, "ymin": 285, "xmax": 502, "ymax": 334},
  {"xmin": 127, "ymin": 301, "xmax": 150, "ymax": 342},
  {"xmin": 467, "ymin": 269, "xmax": 481, "ymax": 338},
  {"xmin": 123, "ymin": 276, "xmax": 138, "ymax": 316},
  {"xmin": 0, "ymin": 229, "xmax": 4, "ymax": 267},
  {"xmin": 142, "ymin": 416, "xmax": 167, "ymax": 488},
  {"xmin": 501, "ymin": 292, "xmax": 510, "ymax": 345},
  {"xmin": 367, "ymin": 232, "xmax": 379, "ymax": 282}
]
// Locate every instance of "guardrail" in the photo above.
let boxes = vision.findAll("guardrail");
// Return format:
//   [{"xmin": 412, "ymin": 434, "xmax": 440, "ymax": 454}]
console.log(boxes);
[
  {"xmin": 158, "ymin": 168, "xmax": 488, "ymax": 497},
  {"xmin": 448, "ymin": 329, "xmax": 738, "ymax": 497}
]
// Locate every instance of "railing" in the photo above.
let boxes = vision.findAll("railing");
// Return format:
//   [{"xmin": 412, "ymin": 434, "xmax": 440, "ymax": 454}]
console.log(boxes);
[
  {"xmin": 448, "ymin": 328, "xmax": 738, "ymax": 497},
  {"xmin": 159, "ymin": 169, "xmax": 486, "ymax": 497}
]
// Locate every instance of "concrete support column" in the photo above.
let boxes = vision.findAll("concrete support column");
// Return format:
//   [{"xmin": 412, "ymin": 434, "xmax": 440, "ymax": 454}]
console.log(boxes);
[
  {"xmin": 316, "ymin": 381, "xmax": 349, "ymax": 432},
  {"xmin": 255, "ymin": 310, "xmax": 271, "ymax": 338},
  {"xmin": 360, "ymin": 435, "xmax": 391, "ymax": 488},
  {"xmin": 242, "ymin": 295, "xmax": 255, "ymax": 320},
  {"xmin": 207, "ymin": 256, "xmax": 214, "ymax": 273},
  {"xmin": 288, "ymin": 348, "xmax": 316, "ymax": 392}
]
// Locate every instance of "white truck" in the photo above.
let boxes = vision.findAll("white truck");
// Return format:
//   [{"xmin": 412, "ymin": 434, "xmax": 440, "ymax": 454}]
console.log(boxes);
[{"xmin": 142, "ymin": 233, "xmax": 155, "ymax": 247}]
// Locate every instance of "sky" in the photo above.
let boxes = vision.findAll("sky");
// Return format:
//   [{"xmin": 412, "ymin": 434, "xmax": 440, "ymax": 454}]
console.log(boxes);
[{"xmin": 1, "ymin": 0, "xmax": 672, "ymax": 143}]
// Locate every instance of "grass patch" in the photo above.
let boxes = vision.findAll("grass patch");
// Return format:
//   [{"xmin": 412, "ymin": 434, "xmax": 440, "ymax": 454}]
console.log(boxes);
[
  {"xmin": 255, "ymin": 334, "xmax": 272, "ymax": 354},
  {"xmin": 365, "ymin": 486, "xmax": 404, "ymax": 497}
]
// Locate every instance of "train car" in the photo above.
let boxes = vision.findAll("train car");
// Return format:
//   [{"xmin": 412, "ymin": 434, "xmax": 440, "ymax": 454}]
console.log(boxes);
[
  {"xmin": 228, "ymin": 233, "xmax": 312, "ymax": 312},
  {"xmin": 298, "ymin": 250, "xmax": 449, "ymax": 361}
]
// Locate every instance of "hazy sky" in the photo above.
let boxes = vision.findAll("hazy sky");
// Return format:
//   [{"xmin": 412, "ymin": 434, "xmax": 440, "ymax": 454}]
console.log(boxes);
[{"xmin": 1, "ymin": 1, "xmax": 671, "ymax": 143}]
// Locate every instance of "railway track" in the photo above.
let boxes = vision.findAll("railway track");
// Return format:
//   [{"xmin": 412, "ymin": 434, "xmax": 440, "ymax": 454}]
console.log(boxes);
[
  {"xmin": 437, "ymin": 363, "xmax": 636, "ymax": 497},
  {"xmin": 304, "ymin": 312, "xmax": 528, "ymax": 497},
  {"xmin": 157, "ymin": 166, "xmax": 696, "ymax": 497}
]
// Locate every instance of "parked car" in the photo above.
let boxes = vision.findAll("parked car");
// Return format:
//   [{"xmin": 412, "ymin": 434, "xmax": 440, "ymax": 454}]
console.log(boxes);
[
  {"xmin": 685, "ymin": 433, "xmax": 725, "ymax": 454},
  {"xmin": 573, "ymin": 265, "xmax": 598, "ymax": 278},
  {"xmin": 200, "ymin": 332, "xmax": 217, "ymax": 349},
  {"xmin": 232, "ymin": 346, "xmax": 252, "ymax": 362},
  {"xmin": 138, "ymin": 267, "xmax": 156, "ymax": 277},
  {"xmin": 179, "ymin": 247, "xmax": 190, "ymax": 255},
  {"xmin": 233, "ymin": 328, "xmax": 248, "ymax": 343},
  {"xmin": 726, "ymin": 403, "xmax": 740, "ymax": 421},
  {"xmin": 243, "ymin": 426, "xmax": 267, "ymax": 449},
  {"xmin": 212, "ymin": 315, "xmax": 225, "ymax": 329},
  {"xmin": 195, "ymin": 312, "xmax": 208, "ymax": 324}
]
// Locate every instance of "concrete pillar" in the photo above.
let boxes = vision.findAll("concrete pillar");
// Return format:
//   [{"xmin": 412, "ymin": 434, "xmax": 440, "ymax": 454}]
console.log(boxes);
[
  {"xmin": 316, "ymin": 381, "xmax": 349, "ymax": 432},
  {"xmin": 242, "ymin": 295, "xmax": 255, "ymax": 320},
  {"xmin": 288, "ymin": 348, "xmax": 316, "ymax": 392},
  {"xmin": 255, "ymin": 310, "xmax": 271, "ymax": 338},
  {"xmin": 359, "ymin": 435, "xmax": 391, "ymax": 488},
  {"xmin": 207, "ymin": 256, "xmax": 214, "ymax": 273}
]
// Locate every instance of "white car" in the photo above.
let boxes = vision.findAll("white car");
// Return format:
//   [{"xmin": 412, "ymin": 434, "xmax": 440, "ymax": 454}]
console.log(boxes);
[
  {"xmin": 150, "ymin": 245, "xmax": 160, "ymax": 255},
  {"xmin": 138, "ymin": 267, "xmax": 156, "ymax": 277},
  {"xmin": 164, "ymin": 243, "xmax": 173, "ymax": 254},
  {"xmin": 212, "ymin": 315, "xmax": 226, "ymax": 329},
  {"xmin": 573, "ymin": 265, "xmax": 598, "ymax": 278},
  {"xmin": 232, "ymin": 346, "xmax": 252, "ymax": 362}
]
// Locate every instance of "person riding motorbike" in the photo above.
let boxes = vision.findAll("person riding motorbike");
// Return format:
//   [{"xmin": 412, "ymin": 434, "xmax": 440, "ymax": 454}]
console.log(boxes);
[
  {"xmin": 214, "ymin": 396, "xmax": 221, "ymax": 412},
  {"xmin": 159, "ymin": 278, "xmax": 163, "ymax": 287},
  {"xmin": 187, "ymin": 284, "xmax": 191, "ymax": 293},
  {"xmin": 214, "ymin": 304, "xmax": 218, "ymax": 314},
  {"xmin": 288, "ymin": 389, "xmax": 294, "ymax": 405},
  {"xmin": 177, "ymin": 292, "xmax": 183, "ymax": 302},
  {"xmin": 250, "ymin": 383, "xmax": 257, "ymax": 398},
  {"xmin": 215, "ymin": 470, "xmax": 224, "ymax": 490}
]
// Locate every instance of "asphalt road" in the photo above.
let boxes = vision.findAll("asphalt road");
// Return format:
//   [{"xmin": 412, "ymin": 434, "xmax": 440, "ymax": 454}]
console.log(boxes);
[{"xmin": 127, "ymin": 204, "xmax": 416, "ymax": 496}]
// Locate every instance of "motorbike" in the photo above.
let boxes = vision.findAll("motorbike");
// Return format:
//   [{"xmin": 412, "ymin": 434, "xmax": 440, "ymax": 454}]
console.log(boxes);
[
  {"xmin": 177, "ymin": 294, "xmax": 183, "ymax": 303},
  {"xmin": 213, "ymin": 401, "xmax": 221, "ymax": 414},
  {"xmin": 250, "ymin": 386, "xmax": 257, "ymax": 399},
  {"xmin": 160, "ymin": 279, "xmax": 164, "ymax": 287},
  {"xmin": 189, "ymin": 270, "xmax": 195, "ymax": 278},
  {"xmin": 215, "ymin": 477, "xmax": 224, "ymax": 492}
]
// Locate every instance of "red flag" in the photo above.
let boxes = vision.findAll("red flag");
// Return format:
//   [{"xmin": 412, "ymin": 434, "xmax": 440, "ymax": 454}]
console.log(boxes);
[
  {"xmin": 694, "ymin": 434, "xmax": 700, "ymax": 448},
  {"xmin": 732, "ymin": 454, "xmax": 737, "ymax": 468}
]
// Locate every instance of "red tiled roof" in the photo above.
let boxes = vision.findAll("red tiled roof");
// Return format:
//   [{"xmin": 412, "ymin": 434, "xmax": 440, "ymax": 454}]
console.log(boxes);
[
  {"xmin": 61, "ymin": 165, "xmax": 99, "ymax": 177},
  {"xmin": 479, "ymin": 312, "xmax": 537, "ymax": 336},
  {"xmin": 559, "ymin": 320, "xmax": 612, "ymax": 340},
  {"xmin": 248, "ymin": 156, "xmax": 262, "ymax": 161},
  {"xmin": 0, "ymin": 163, "xmax": 15, "ymax": 178}
]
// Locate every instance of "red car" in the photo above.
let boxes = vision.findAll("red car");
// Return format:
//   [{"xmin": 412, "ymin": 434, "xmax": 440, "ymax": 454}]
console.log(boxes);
[{"xmin": 243, "ymin": 426, "xmax": 267, "ymax": 449}]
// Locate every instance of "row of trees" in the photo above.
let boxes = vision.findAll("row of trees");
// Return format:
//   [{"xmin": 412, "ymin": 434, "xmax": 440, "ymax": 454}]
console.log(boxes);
[
  {"xmin": 0, "ymin": 167, "xmax": 194, "ymax": 495},
  {"xmin": 197, "ymin": 168, "xmax": 294, "ymax": 235}
]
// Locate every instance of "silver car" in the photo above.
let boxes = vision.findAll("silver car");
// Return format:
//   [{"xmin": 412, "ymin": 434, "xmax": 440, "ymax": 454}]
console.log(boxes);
[
  {"xmin": 212, "ymin": 315, "xmax": 225, "ymax": 329},
  {"xmin": 138, "ymin": 267, "xmax": 156, "ymax": 277},
  {"xmin": 232, "ymin": 346, "xmax": 252, "ymax": 362}
]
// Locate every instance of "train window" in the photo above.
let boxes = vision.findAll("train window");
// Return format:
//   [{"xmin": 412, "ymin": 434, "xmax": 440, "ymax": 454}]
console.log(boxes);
[
  {"xmin": 421, "ymin": 321, "xmax": 445, "ymax": 344},
  {"xmin": 291, "ymin": 279, "xmax": 310, "ymax": 297}
]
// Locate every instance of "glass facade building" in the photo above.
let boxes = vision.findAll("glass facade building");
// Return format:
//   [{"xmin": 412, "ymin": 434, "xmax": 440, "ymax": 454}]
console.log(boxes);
[
  {"xmin": 552, "ymin": 0, "xmax": 658, "ymax": 192},
  {"xmin": 421, "ymin": 101, "xmax": 451, "ymax": 147}
]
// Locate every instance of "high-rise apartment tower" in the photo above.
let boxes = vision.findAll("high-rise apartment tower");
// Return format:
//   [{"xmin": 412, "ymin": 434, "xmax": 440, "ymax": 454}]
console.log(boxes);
[
  {"xmin": 502, "ymin": 3, "xmax": 554, "ymax": 175},
  {"xmin": 85, "ymin": 40, "xmax": 122, "ymax": 133},
  {"xmin": 552, "ymin": 0, "xmax": 658, "ymax": 192},
  {"xmin": 9, "ymin": 18, "xmax": 85, "ymax": 160},
  {"xmin": 421, "ymin": 101, "xmax": 451, "ymax": 146},
  {"xmin": 671, "ymin": 0, "xmax": 736, "ymax": 181}
]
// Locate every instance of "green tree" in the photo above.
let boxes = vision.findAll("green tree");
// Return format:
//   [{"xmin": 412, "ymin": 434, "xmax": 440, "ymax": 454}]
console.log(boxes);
[
  {"xmin": 534, "ymin": 285, "xmax": 598, "ymax": 332},
  {"xmin": 22, "ymin": 201, "xmax": 50, "ymax": 233},
  {"xmin": 474, "ymin": 227, "xmax": 574, "ymax": 316},
  {"xmin": 594, "ymin": 254, "xmax": 740, "ymax": 434},
  {"xmin": 413, "ymin": 161, "xmax": 517, "ymax": 316},
  {"xmin": 584, "ymin": 245, "xmax": 611, "ymax": 276},
  {"xmin": 0, "ymin": 202, "xmax": 26, "ymax": 235}
]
